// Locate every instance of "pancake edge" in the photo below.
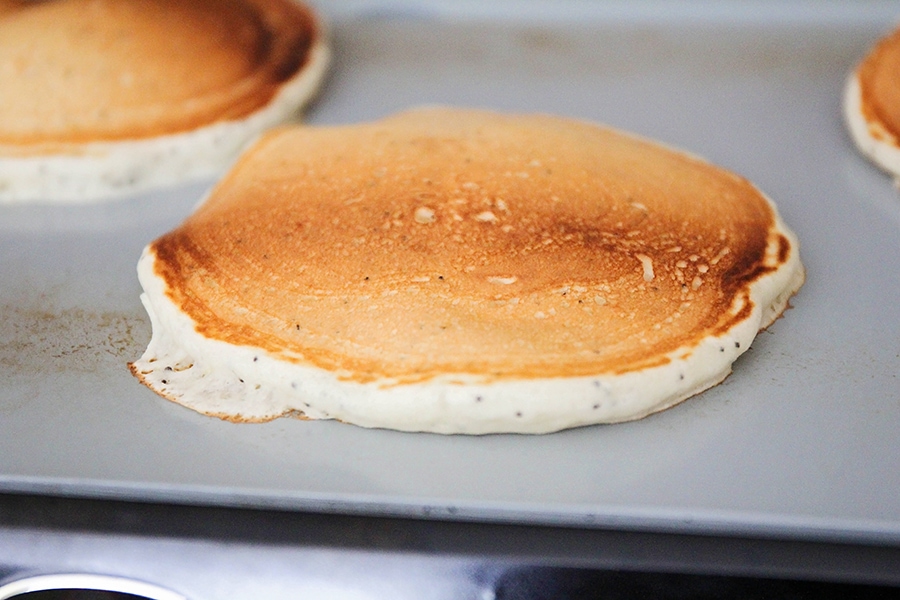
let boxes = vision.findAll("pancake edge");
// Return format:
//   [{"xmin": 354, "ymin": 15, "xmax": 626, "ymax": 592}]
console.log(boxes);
[
  {"xmin": 0, "ymin": 6, "xmax": 330, "ymax": 204},
  {"xmin": 129, "ymin": 189, "xmax": 805, "ymax": 435},
  {"xmin": 844, "ymin": 73, "xmax": 900, "ymax": 183}
]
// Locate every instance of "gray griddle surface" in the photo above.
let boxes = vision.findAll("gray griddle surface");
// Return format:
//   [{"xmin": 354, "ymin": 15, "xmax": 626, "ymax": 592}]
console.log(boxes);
[{"xmin": 1, "ymin": 2, "xmax": 899, "ymax": 545}]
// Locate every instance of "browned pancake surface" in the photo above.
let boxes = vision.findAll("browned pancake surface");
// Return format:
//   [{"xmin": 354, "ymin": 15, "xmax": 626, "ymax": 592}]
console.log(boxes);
[
  {"xmin": 150, "ymin": 109, "xmax": 789, "ymax": 384},
  {"xmin": 857, "ymin": 26, "xmax": 900, "ymax": 142},
  {"xmin": 0, "ymin": 0, "xmax": 319, "ymax": 151}
]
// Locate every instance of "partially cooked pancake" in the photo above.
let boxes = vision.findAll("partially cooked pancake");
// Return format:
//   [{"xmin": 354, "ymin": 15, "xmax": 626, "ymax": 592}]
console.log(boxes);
[
  {"xmin": 130, "ymin": 108, "xmax": 804, "ymax": 434},
  {"xmin": 845, "ymin": 25, "xmax": 900, "ymax": 181},
  {"xmin": 0, "ymin": 0, "xmax": 328, "ymax": 202}
]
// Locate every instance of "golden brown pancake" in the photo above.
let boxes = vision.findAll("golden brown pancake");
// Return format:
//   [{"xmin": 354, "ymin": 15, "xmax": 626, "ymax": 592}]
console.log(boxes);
[
  {"xmin": 845, "ymin": 25, "xmax": 900, "ymax": 180},
  {"xmin": 131, "ymin": 108, "xmax": 805, "ymax": 434},
  {"xmin": 0, "ymin": 0, "xmax": 328, "ymax": 201}
]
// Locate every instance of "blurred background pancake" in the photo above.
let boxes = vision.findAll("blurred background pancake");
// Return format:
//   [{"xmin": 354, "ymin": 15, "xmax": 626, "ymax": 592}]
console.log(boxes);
[
  {"xmin": 845, "ymin": 24, "xmax": 900, "ymax": 182},
  {"xmin": 0, "ymin": 0, "xmax": 329, "ymax": 202}
]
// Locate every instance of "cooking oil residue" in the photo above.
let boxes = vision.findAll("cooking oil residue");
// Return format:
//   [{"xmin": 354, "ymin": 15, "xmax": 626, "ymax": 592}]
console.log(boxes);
[{"xmin": 0, "ymin": 303, "xmax": 148, "ymax": 375}]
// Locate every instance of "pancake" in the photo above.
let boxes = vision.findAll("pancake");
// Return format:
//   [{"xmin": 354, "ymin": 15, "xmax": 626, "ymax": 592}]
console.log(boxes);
[
  {"xmin": 0, "ymin": 0, "xmax": 329, "ymax": 203},
  {"xmin": 845, "ymin": 25, "xmax": 900, "ymax": 181},
  {"xmin": 130, "ymin": 107, "xmax": 805, "ymax": 434}
]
